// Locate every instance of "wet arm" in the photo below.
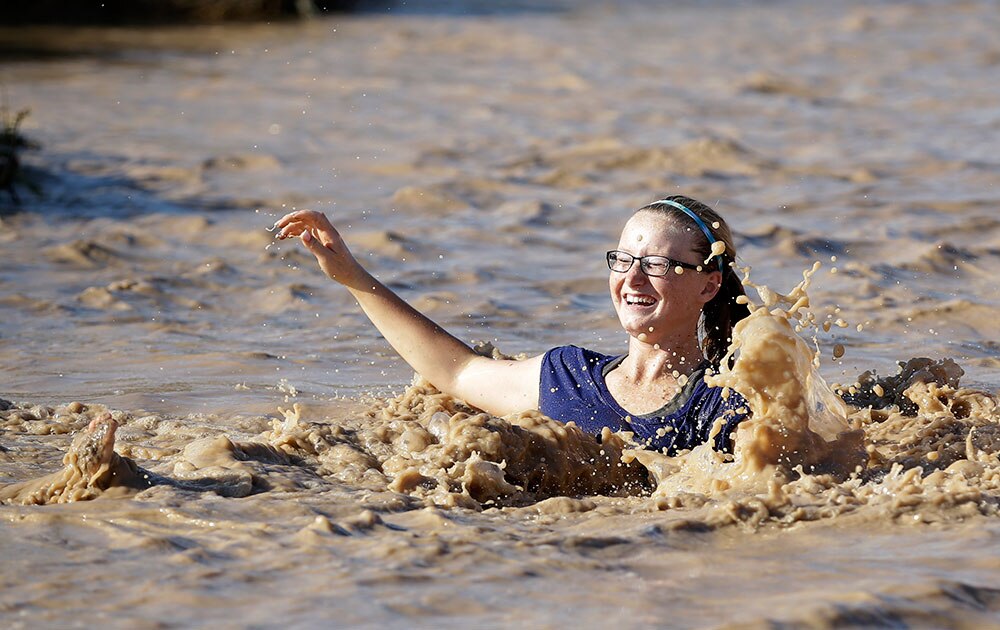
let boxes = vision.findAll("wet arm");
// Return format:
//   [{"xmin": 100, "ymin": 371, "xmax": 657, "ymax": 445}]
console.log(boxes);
[
  {"xmin": 275, "ymin": 210, "xmax": 541, "ymax": 416},
  {"xmin": 345, "ymin": 269, "xmax": 542, "ymax": 415}
]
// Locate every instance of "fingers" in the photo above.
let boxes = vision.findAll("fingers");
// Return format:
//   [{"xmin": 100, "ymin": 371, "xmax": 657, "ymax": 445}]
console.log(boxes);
[
  {"xmin": 269, "ymin": 210, "xmax": 353, "ymax": 284},
  {"xmin": 277, "ymin": 219, "xmax": 328, "ymax": 240},
  {"xmin": 276, "ymin": 220, "xmax": 308, "ymax": 239},
  {"xmin": 301, "ymin": 229, "xmax": 323, "ymax": 251},
  {"xmin": 282, "ymin": 224, "xmax": 334, "ymax": 256},
  {"xmin": 300, "ymin": 229, "xmax": 337, "ymax": 267},
  {"xmin": 274, "ymin": 209, "xmax": 326, "ymax": 230},
  {"xmin": 273, "ymin": 210, "xmax": 340, "ymax": 243},
  {"xmin": 274, "ymin": 210, "xmax": 308, "ymax": 229}
]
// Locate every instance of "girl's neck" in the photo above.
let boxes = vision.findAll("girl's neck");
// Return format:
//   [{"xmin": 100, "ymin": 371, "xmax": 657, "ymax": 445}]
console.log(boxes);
[{"xmin": 620, "ymin": 335, "xmax": 705, "ymax": 384}]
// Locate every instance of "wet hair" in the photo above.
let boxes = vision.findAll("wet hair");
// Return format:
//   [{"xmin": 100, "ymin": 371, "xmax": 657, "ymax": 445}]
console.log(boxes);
[{"xmin": 637, "ymin": 195, "xmax": 750, "ymax": 367}]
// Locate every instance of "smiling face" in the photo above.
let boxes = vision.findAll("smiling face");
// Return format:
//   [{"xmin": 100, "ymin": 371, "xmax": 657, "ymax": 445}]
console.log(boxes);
[{"xmin": 609, "ymin": 211, "xmax": 721, "ymax": 345}]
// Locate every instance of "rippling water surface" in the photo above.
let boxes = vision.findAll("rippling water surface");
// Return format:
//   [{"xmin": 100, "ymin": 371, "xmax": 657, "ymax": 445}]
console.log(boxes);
[{"xmin": 2, "ymin": 1, "xmax": 1000, "ymax": 627}]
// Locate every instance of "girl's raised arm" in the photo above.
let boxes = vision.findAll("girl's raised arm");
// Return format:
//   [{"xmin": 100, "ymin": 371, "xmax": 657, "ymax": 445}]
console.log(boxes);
[{"xmin": 275, "ymin": 210, "xmax": 542, "ymax": 416}]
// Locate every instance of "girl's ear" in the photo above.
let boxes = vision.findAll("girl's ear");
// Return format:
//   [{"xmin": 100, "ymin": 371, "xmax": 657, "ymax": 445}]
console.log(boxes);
[{"xmin": 700, "ymin": 271, "xmax": 723, "ymax": 303}]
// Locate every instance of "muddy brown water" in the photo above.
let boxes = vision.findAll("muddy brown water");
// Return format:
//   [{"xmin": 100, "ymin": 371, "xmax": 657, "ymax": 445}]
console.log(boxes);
[{"xmin": 2, "ymin": 1, "xmax": 1000, "ymax": 627}]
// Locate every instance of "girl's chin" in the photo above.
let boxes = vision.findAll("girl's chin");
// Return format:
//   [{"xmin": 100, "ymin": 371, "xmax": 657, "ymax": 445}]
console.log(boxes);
[{"xmin": 619, "ymin": 320, "xmax": 658, "ymax": 338}]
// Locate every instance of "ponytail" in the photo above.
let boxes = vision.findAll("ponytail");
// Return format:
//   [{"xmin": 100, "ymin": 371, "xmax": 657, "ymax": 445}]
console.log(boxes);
[{"xmin": 701, "ymin": 267, "xmax": 750, "ymax": 367}]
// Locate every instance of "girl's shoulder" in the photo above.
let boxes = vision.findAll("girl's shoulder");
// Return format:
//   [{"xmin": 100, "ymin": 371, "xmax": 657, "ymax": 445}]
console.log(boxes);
[{"xmin": 543, "ymin": 345, "xmax": 614, "ymax": 369}]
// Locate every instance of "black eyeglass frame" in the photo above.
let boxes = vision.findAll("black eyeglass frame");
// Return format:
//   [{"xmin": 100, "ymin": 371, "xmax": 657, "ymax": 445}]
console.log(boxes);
[{"xmin": 606, "ymin": 250, "xmax": 706, "ymax": 277}]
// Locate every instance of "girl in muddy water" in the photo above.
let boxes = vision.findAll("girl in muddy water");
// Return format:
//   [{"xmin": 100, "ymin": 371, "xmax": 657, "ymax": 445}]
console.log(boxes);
[{"xmin": 275, "ymin": 195, "xmax": 752, "ymax": 455}]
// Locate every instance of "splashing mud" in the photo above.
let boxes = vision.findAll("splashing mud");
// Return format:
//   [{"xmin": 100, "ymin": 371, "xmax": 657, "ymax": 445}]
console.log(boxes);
[
  {"xmin": 1, "ymin": 385, "xmax": 647, "ymax": 509},
  {"xmin": 627, "ymin": 264, "xmax": 999, "ymax": 527},
  {"xmin": 264, "ymin": 383, "xmax": 648, "ymax": 508},
  {"xmin": 3, "ymin": 264, "xmax": 998, "ymax": 534},
  {"xmin": 629, "ymin": 263, "xmax": 867, "ymax": 499},
  {"xmin": 0, "ymin": 413, "xmax": 149, "ymax": 504}
]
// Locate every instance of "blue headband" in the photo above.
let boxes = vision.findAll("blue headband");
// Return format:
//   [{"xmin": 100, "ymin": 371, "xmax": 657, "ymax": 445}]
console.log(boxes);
[{"xmin": 652, "ymin": 198, "xmax": 725, "ymax": 272}]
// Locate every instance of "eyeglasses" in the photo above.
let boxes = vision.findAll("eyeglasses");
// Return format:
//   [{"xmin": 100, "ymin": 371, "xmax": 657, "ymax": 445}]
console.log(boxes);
[{"xmin": 606, "ymin": 250, "xmax": 703, "ymax": 277}]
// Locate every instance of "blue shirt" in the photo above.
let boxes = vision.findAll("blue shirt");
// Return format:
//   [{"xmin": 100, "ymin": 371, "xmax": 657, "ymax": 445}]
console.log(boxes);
[{"xmin": 538, "ymin": 345, "xmax": 748, "ymax": 454}]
